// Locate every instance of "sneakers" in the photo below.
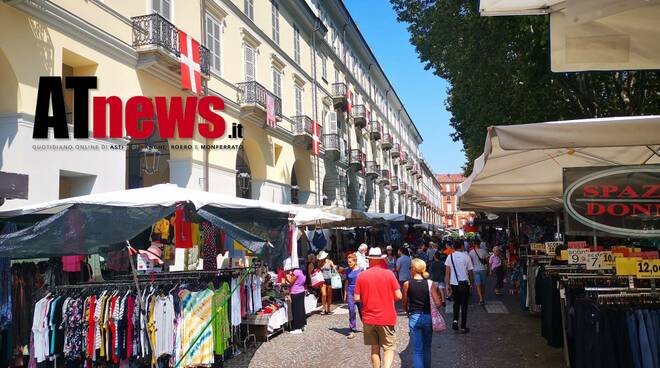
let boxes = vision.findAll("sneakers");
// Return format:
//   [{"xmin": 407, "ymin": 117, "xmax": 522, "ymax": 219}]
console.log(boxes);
[
  {"xmin": 460, "ymin": 327, "xmax": 470, "ymax": 334},
  {"xmin": 452, "ymin": 321, "xmax": 459, "ymax": 331},
  {"xmin": 290, "ymin": 329, "xmax": 303, "ymax": 334},
  {"xmin": 347, "ymin": 332, "xmax": 356, "ymax": 339}
]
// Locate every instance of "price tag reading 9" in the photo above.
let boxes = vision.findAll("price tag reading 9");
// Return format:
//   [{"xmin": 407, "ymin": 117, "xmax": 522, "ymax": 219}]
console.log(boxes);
[{"xmin": 568, "ymin": 248, "xmax": 589, "ymax": 265}]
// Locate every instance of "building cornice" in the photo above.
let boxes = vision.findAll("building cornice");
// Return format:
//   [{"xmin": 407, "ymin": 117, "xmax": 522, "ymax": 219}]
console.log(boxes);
[{"xmin": 11, "ymin": 0, "xmax": 138, "ymax": 68}]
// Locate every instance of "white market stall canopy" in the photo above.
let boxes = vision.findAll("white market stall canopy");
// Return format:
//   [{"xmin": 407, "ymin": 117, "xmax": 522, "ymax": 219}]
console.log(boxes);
[
  {"xmin": 457, "ymin": 115, "xmax": 660, "ymax": 211},
  {"xmin": 479, "ymin": 0, "xmax": 660, "ymax": 72},
  {"xmin": 0, "ymin": 183, "xmax": 344, "ymax": 225}
]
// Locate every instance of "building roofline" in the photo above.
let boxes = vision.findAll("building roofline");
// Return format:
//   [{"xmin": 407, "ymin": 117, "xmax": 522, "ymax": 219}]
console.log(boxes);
[{"xmin": 334, "ymin": 0, "xmax": 423, "ymax": 144}]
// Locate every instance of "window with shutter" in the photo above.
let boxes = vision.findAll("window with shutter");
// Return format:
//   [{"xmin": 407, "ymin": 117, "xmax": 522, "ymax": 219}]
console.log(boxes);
[
  {"xmin": 206, "ymin": 15, "xmax": 222, "ymax": 75},
  {"xmin": 244, "ymin": 45, "xmax": 255, "ymax": 82},
  {"xmin": 321, "ymin": 54, "xmax": 327, "ymax": 80},
  {"xmin": 293, "ymin": 25, "xmax": 301, "ymax": 65},
  {"xmin": 295, "ymin": 86, "xmax": 303, "ymax": 116},
  {"xmin": 152, "ymin": 0, "xmax": 171, "ymax": 19},
  {"xmin": 244, "ymin": 0, "xmax": 254, "ymax": 20},
  {"xmin": 325, "ymin": 111, "xmax": 338, "ymax": 134},
  {"xmin": 272, "ymin": 68, "xmax": 282, "ymax": 97},
  {"xmin": 271, "ymin": 1, "xmax": 280, "ymax": 44}
]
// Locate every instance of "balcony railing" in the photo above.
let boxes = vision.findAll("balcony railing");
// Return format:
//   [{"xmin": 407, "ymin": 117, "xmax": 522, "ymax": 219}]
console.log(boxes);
[
  {"xmin": 400, "ymin": 152, "xmax": 408, "ymax": 165},
  {"xmin": 400, "ymin": 182, "xmax": 408, "ymax": 193},
  {"xmin": 390, "ymin": 176, "xmax": 399, "ymax": 190},
  {"xmin": 365, "ymin": 161, "xmax": 380, "ymax": 178},
  {"xmin": 131, "ymin": 13, "xmax": 210, "ymax": 76},
  {"xmin": 352, "ymin": 105, "xmax": 367, "ymax": 128},
  {"xmin": 237, "ymin": 81, "xmax": 282, "ymax": 119},
  {"xmin": 369, "ymin": 121, "xmax": 382, "ymax": 141},
  {"xmin": 349, "ymin": 149, "xmax": 365, "ymax": 170},
  {"xmin": 380, "ymin": 169, "xmax": 390, "ymax": 184},
  {"xmin": 381, "ymin": 133, "xmax": 393, "ymax": 150},
  {"xmin": 323, "ymin": 133, "xmax": 340, "ymax": 154},
  {"xmin": 292, "ymin": 115, "xmax": 313, "ymax": 136},
  {"xmin": 391, "ymin": 143, "xmax": 401, "ymax": 158},
  {"xmin": 332, "ymin": 83, "xmax": 347, "ymax": 110}
]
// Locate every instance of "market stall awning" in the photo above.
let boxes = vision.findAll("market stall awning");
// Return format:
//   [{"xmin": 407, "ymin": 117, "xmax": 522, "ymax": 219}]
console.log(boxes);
[
  {"xmin": 0, "ymin": 184, "xmax": 343, "ymax": 225},
  {"xmin": 480, "ymin": 0, "xmax": 660, "ymax": 72},
  {"xmin": 457, "ymin": 115, "xmax": 660, "ymax": 212},
  {"xmin": 0, "ymin": 184, "xmax": 344, "ymax": 259}
]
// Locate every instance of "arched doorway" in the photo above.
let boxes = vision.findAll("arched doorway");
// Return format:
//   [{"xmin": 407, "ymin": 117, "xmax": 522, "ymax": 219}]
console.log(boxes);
[
  {"xmin": 235, "ymin": 145, "xmax": 252, "ymax": 199},
  {"xmin": 290, "ymin": 167, "xmax": 299, "ymax": 204},
  {"xmin": 292, "ymin": 158, "xmax": 314, "ymax": 204}
]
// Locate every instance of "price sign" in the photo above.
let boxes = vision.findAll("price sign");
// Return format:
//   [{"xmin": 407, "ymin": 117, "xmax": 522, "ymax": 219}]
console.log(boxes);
[
  {"xmin": 545, "ymin": 242, "xmax": 563, "ymax": 255},
  {"xmin": 586, "ymin": 251, "xmax": 615, "ymax": 270},
  {"xmin": 530, "ymin": 243, "xmax": 545, "ymax": 253},
  {"xmin": 568, "ymin": 248, "xmax": 589, "ymax": 265},
  {"xmin": 615, "ymin": 257, "xmax": 641, "ymax": 276},
  {"xmin": 560, "ymin": 249, "xmax": 569, "ymax": 261},
  {"xmin": 636, "ymin": 259, "xmax": 660, "ymax": 279}
]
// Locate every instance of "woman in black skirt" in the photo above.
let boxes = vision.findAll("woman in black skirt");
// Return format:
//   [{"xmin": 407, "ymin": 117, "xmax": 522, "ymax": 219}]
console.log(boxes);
[{"xmin": 285, "ymin": 267, "xmax": 307, "ymax": 333}]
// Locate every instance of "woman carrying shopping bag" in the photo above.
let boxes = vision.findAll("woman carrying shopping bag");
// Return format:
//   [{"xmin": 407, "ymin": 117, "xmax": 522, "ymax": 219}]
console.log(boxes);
[
  {"xmin": 344, "ymin": 253, "xmax": 363, "ymax": 339},
  {"xmin": 402, "ymin": 258, "xmax": 445, "ymax": 368},
  {"xmin": 318, "ymin": 251, "xmax": 337, "ymax": 314}
]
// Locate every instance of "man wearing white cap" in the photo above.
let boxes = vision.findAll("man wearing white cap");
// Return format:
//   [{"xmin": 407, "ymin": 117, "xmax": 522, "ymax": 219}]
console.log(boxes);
[
  {"xmin": 355, "ymin": 243, "xmax": 369, "ymax": 270},
  {"xmin": 354, "ymin": 247, "xmax": 402, "ymax": 368}
]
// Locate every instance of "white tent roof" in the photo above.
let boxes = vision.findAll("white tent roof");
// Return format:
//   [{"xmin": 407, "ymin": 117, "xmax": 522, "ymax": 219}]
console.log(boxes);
[
  {"xmin": 457, "ymin": 115, "xmax": 660, "ymax": 211},
  {"xmin": 479, "ymin": 0, "xmax": 564, "ymax": 16},
  {"xmin": 0, "ymin": 184, "xmax": 344, "ymax": 225},
  {"xmin": 480, "ymin": 0, "xmax": 660, "ymax": 72}
]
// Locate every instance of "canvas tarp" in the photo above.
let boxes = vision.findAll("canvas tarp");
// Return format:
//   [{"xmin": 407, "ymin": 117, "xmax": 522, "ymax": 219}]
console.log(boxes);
[
  {"xmin": 457, "ymin": 115, "xmax": 660, "ymax": 212},
  {"xmin": 0, "ymin": 184, "xmax": 343, "ymax": 259}
]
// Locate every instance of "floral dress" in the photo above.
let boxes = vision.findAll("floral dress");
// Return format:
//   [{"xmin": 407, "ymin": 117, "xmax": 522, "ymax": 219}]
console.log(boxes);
[{"xmin": 63, "ymin": 297, "xmax": 84, "ymax": 361}]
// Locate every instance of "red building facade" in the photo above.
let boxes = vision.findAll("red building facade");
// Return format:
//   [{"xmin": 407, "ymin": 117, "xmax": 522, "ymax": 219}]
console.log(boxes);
[{"xmin": 436, "ymin": 174, "xmax": 475, "ymax": 229}]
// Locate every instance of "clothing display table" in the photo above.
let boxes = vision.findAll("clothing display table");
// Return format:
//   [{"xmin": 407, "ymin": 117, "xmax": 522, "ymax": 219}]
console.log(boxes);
[{"xmin": 243, "ymin": 303, "xmax": 289, "ymax": 342}]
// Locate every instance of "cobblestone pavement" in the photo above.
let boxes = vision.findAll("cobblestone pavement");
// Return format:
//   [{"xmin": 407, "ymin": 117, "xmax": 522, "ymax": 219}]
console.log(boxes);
[{"xmin": 226, "ymin": 280, "xmax": 565, "ymax": 368}]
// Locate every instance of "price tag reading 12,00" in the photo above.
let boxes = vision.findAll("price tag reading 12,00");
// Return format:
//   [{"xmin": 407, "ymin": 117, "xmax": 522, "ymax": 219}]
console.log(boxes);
[{"xmin": 636, "ymin": 259, "xmax": 660, "ymax": 279}]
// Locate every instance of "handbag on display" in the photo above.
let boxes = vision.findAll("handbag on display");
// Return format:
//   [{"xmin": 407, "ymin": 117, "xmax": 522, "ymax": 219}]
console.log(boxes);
[
  {"xmin": 427, "ymin": 280, "xmax": 447, "ymax": 333},
  {"xmin": 330, "ymin": 270, "xmax": 342, "ymax": 289},
  {"xmin": 310, "ymin": 269, "xmax": 325, "ymax": 288}
]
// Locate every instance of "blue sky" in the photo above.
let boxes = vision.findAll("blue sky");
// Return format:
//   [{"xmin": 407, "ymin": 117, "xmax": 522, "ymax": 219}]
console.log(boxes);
[{"xmin": 344, "ymin": 0, "xmax": 465, "ymax": 174}]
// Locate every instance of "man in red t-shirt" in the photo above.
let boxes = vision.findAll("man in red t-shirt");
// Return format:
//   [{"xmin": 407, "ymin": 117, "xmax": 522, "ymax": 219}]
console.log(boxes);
[{"xmin": 354, "ymin": 247, "xmax": 402, "ymax": 368}]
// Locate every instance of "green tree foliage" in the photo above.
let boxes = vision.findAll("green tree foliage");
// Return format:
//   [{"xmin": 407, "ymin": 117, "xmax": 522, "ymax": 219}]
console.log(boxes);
[{"xmin": 391, "ymin": 0, "xmax": 660, "ymax": 173}]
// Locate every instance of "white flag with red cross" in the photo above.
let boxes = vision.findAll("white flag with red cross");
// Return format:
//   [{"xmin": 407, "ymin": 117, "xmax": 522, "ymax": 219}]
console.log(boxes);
[
  {"xmin": 311, "ymin": 121, "xmax": 320, "ymax": 156},
  {"xmin": 179, "ymin": 31, "xmax": 201, "ymax": 95}
]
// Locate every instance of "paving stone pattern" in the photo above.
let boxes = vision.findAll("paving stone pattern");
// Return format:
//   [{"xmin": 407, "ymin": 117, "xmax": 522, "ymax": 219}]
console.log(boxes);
[{"xmin": 226, "ymin": 280, "xmax": 565, "ymax": 368}]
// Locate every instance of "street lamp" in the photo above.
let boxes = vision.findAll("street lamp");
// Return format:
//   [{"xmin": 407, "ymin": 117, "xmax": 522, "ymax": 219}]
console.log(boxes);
[
  {"xmin": 237, "ymin": 172, "xmax": 251, "ymax": 198},
  {"xmin": 141, "ymin": 146, "xmax": 161, "ymax": 175}
]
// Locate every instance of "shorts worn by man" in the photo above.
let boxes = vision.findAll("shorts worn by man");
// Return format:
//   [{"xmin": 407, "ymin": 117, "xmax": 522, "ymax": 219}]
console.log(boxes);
[{"xmin": 355, "ymin": 247, "xmax": 403, "ymax": 368}]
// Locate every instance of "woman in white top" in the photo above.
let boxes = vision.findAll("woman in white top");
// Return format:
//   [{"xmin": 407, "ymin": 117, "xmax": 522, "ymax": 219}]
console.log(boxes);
[{"xmin": 317, "ymin": 251, "xmax": 336, "ymax": 314}]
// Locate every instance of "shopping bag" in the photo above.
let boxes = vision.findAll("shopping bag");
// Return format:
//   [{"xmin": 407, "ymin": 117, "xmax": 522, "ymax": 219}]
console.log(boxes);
[
  {"xmin": 330, "ymin": 270, "xmax": 343, "ymax": 289},
  {"xmin": 310, "ymin": 269, "xmax": 324, "ymax": 288},
  {"xmin": 428, "ymin": 280, "xmax": 447, "ymax": 333}
]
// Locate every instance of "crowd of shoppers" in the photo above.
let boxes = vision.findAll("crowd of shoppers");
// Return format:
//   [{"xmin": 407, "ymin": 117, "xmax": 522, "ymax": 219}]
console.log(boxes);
[{"xmin": 287, "ymin": 232, "xmax": 516, "ymax": 368}]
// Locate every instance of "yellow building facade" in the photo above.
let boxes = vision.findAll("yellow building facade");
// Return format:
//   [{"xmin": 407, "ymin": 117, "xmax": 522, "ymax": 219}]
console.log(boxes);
[{"xmin": 0, "ymin": 0, "xmax": 441, "ymax": 224}]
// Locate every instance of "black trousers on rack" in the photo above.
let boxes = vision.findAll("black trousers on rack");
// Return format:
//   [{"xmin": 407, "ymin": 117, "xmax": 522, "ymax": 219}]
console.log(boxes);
[{"xmin": 451, "ymin": 284, "xmax": 469, "ymax": 329}]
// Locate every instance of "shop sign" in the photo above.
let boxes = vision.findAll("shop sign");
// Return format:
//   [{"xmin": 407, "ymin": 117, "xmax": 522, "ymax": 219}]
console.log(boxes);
[
  {"xmin": 563, "ymin": 165, "xmax": 660, "ymax": 238},
  {"xmin": 568, "ymin": 248, "xmax": 589, "ymax": 265},
  {"xmin": 586, "ymin": 251, "xmax": 615, "ymax": 270},
  {"xmin": 545, "ymin": 242, "xmax": 563, "ymax": 255},
  {"xmin": 636, "ymin": 259, "xmax": 660, "ymax": 279},
  {"xmin": 615, "ymin": 257, "xmax": 642, "ymax": 276}
]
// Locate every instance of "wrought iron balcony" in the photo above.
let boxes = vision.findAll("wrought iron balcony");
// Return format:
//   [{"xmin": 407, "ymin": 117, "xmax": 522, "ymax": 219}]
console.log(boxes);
[
  {"xmin": 332, "ymin": 83, "xmax": 347, "ymax": 110},
  {"xmin": 237, "ymin": 81, "xmax": 282, "ymax": 121},
  {"xmin": 390, "ymin": 176, "xmax": 399, "ymax": 190},
  {"xmin": 391, "ymin": 143, "xmax": 401, "ymax": 158},
  {"xmin": 380, "ymin": 169, "xmax": 390, "ymax": 185},
  {"xmin": 131, "ymin": 13, "xmax": 210, "ymax": 77},
  {"xmin": 381, "ymin": 133, "xmax": 393, "ymax": 150},
  {"xmin": 400, "ymin": 182, "xmax": 408, "ymax": 194},
  {"xmin": 323, "ymin": 133, "xmax": 340, "ymax": 161},
  {"xmin": 349, "ymin": 149, "xmax": 366, "ymax": 170},
  {"xmin": 352, "ymin": 105, "xmax": 368, "ymax": 129},
  {"xmin": 369, "ymin": 121, "xmax": 382, "ymax": 141},
  {"xmin": 292, "ymin": 115, "xmax": 314, "ymax": 146},
  {"xmin": 365, "ymin": 161, "xmax": 380, "ymax": 179},
  {"xmin": 400, "ymin": 152, "xmax": 408, "ymax": 165}
]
